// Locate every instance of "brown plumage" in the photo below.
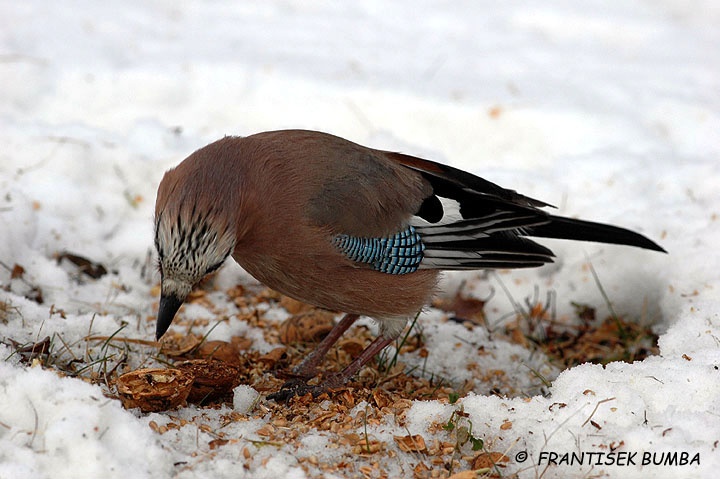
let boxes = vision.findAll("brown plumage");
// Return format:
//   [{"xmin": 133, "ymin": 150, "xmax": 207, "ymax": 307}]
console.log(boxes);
[{"xmin": 154, "ymin": 129, "xmax": 665, "ymax": 400}]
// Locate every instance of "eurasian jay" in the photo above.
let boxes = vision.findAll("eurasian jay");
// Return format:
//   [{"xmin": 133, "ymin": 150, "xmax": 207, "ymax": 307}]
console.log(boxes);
[{"xmin": 154, "ymin": 129, "xmax": 665, "ymax": 400}]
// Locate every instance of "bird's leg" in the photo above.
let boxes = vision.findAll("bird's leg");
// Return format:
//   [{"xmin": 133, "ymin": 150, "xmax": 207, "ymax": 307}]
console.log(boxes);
[
  {"xmin": 314, "ymin": 334, "xmax": 395, "ymax": 391},
  {"xmin": 269, "ymin": 313, "xmax": 359, "ymax": 402},
  {"xmin": 288, "ymin": 313, "xmax": 359, "ymax": 379},
  {"xmin": 268, "ymin": 334, "xmax": 395, "ymax": 402}
]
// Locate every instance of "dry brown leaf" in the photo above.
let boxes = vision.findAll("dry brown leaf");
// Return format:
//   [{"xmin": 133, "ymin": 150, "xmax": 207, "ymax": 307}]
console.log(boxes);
[
  {"xmin": 337, "ymin": 337, "xmax": 366, "ymax": 357},
  {"xmin": 537, "ymin": 313, "xmax": 659, "ymax": 368},
  {"xmin": 231, "ymin": 335, "xmax": 253, "ymax": 350},
  {"xmin": 160, "ymin": 333, "xmax": 202, "ymax": 357},
  {"xmin": 279, "ymin": 296, "xmax": 316, "ymax": 315},
  {"xmin": 278, "ymin": 311, "xmax": 335, "ymax": 344},
  {"xmin": 433, "ymin": 292, "xmax": 485, "ymax": 324},
  {"xmin": 55, "ymin": 252, "xmax": 108, "ymax": 279},
  {"xmin": 195, "ymin": 340, "xmax": 242, "ymax": 365},
  {"xmin": 256, "ymin": 347, "xmax": 287, "ymax": 369},
  {"xmin": 10, "ymin": 264, "xmax": 25, "ymax": 279},
  {"xmin": 508, "ymin": 325, "xmax": 529, "ymax": 348}
]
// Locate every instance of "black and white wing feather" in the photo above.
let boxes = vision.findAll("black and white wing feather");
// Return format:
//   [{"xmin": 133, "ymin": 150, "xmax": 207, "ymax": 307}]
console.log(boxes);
[{"xmin": 385, "ymin": 151, "xmax": 665, "ymax": 271}]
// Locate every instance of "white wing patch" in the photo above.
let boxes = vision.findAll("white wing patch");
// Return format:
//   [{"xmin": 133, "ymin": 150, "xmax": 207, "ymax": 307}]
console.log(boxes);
[
  {"xmin": 410, "ymin": 196, "xmax": 462, "ymax": 227},
  {"xmin": 408, "ymin": 193, "xmax": 555, "ymax": 270}
]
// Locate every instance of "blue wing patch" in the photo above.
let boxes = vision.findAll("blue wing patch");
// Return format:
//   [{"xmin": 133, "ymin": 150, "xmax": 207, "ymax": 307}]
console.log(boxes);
[{"xmin": 333, "ymin": 226, "xmax": 425, "ymax": 275}]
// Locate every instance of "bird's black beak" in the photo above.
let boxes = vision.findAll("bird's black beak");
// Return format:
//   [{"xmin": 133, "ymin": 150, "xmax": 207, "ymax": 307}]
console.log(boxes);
[{"xmin": 156, "ymin": 293, "xmax": 184, "ymax": 340}]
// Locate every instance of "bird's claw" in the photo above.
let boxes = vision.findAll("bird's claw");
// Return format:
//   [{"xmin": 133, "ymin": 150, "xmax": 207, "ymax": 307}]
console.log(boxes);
[{"xmin": 267, "ymin": 379, "xmax": 327, "ymax": 402}]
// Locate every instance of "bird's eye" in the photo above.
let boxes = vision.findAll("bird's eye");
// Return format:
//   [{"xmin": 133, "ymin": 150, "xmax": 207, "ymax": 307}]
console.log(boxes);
[{"xmin": 206, "ymin": 262, "xmax": 222, "ymax": 275}]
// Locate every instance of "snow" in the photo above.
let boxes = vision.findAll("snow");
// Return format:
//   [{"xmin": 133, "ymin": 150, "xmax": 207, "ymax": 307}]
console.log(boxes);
[
  {"xmin": 1, "ymin": 1, "xmax": 719, "ymax": 478},
  {"xmin": 233, "ymin": 384, "xmax": 260, "ymax": 414}
]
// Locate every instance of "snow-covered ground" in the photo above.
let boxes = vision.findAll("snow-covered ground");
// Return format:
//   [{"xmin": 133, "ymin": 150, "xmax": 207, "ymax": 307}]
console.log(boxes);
[{"xmin": 1, "ymin": 1, "xmax": 719, "ymax": 478}]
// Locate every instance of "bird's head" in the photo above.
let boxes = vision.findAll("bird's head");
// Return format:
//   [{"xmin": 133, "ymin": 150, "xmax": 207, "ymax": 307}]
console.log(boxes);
[
  {"xmin": 154, "ymin": 207, "xmax": 236, "ymax": 340},
  {"xmin": 152, "ymin": 138, "xmax": 258, "ymax": 340}
]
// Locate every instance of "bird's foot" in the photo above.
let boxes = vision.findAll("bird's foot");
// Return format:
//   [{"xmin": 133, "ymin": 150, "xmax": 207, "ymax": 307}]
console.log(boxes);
[
  {"xmin": 273, "ymin": 369, "xmax": 315, "ymax": 381},
  {"xmin": 267, "ymin": 374, "xmax": 346, "ymax": 402},
  {"xmin": 267, "ymin": 380, "xmax": 324, "ymax": 402}
]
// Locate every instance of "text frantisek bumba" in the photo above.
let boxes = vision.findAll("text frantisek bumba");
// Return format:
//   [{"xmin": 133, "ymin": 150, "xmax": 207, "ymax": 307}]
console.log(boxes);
[{"xmin": 538, "ymin": 451, "xmax": 700, "ymax": 467}]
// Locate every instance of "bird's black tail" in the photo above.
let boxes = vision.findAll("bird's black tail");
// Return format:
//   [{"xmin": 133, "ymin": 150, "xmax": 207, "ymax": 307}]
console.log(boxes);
[{"xmin": 526, "ymin": 215, "xmax": 666, "ymax": 253}]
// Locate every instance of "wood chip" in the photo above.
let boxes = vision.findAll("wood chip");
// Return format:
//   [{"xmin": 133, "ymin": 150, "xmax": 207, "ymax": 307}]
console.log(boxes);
[
  {"xmin": 447, "ymin": 471, "xmax": 478, "ymax": 479},
  {"xmin": 393, "ymin": 434, "xmax": 427, "ymax": 453},
  {"xmin": 353, "ymin": 438, "xmax": 383, "ymax": 455},
  {"xmin": 208, "ymin": 438, "xmax": 229, "ymax": 449},
  {"xmin": 413, "ymin": 462, "xmax": 431, "ymax": 479},
  {"xmin": 471, "ymin": 451, "xmax": 509, "ymax": 470},
  {"xmin": 372, "ymin": 389, "xmax": 392, "ymax": 409},
  {"xmin": 255, "ymin": 424, "xmax": 275, "ymax": 437}
]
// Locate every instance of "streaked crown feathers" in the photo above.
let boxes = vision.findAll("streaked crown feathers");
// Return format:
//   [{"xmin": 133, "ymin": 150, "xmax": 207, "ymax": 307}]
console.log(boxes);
[{"xmin": 154, "ymin": 205, "xmax": 236, "ymax": 298}]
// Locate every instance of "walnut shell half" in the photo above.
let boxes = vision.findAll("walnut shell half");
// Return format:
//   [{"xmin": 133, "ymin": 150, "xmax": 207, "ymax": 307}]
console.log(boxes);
[{"xmin": 116, "ymin": 368, "xmax": 194, "ymax": 412}]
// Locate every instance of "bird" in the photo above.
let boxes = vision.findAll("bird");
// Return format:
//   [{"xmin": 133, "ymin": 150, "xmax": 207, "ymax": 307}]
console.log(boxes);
[{"xmin": 153, "ymin": 129, "xmax": 665, "ymax": 401}]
